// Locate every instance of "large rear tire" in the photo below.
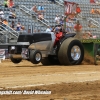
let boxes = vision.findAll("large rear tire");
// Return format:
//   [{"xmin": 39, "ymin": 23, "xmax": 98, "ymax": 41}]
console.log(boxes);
[
  {"xmin": 58, "ymin": 38, "xmax": 84, "ymax": 65},
  {"xmin": 30, "ymin": 50, "xmax": 42, "ymax": 64},
  {"xmin": 41, "ymin": 55, "xmax": 60, "ymax": 65},
  {"xmin": 10, "ymin": 55, "xmax": 22, "ymax": 64}
]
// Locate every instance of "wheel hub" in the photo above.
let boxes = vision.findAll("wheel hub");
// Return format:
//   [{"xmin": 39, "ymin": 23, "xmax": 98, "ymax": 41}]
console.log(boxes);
[
  {"xmin": 71, "ymin": 45, "xmax": 81, "ymax": 60},
  {"xmin": 35, "ymin": 53, "xmax": 41, "ymax": 61}
]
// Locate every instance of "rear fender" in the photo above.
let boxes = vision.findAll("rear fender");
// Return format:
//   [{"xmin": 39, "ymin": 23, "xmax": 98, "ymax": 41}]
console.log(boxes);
[{"xmin": 60, "ymin": 33, "xmax": 76, "ymax": 44}]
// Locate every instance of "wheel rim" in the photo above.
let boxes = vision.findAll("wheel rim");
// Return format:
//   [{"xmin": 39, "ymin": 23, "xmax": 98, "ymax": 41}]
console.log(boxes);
[
  {"xmin": 35, "ymin": 53, "xmax": 41, "ymax": 61},
  {"xmin": 71, "ymin": 45, "xmax": 81, "ymax": 60}
]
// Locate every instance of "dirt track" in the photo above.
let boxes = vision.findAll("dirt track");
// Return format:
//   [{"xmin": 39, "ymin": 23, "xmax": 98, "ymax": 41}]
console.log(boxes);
[{"xmin": 0, "ymin": 59, "xmax": 100, "ymax": 100}]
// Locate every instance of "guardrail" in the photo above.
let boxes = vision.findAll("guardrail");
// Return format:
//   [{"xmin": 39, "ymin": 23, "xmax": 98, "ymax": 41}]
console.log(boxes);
[
  {"xmin": 88, "ymin": 17, "xmax": 100, "ymax": 28},
  {"xmin": 55, "ymin": 0, "xmax": 64, "ymax": 6},
  {"xmin": 0, "ymin": 24, "xmax": 18, "ymax": 38}
]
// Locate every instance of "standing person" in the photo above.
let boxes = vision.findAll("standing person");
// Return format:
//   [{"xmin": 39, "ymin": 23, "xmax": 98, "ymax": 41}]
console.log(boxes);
[
  {"xmin": 55, "ymin": 15, "xmax": 60, "ymax": 24},
  {"xmin": 74, "ymin": 20, "xmax": 82, "ymax": 39},
  {"xmin": 66, "ymin": 18, "xmax": 74, "ymax": 33},
  {"xmin": 76, "ymin": 4, "xmax": 81, "ymax": 14},
  {"xmin": 46, "ymin": 26, "xmax": 51, "ymax": 32}
]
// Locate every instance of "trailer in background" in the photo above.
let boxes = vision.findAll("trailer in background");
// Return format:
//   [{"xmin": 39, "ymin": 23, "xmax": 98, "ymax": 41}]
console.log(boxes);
[{"xmin": 81, "ymin": 39, "xmax": 100, "ymax": 65}]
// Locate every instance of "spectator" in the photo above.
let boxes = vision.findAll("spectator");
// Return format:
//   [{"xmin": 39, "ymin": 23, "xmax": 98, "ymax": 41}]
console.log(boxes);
[
  {"xmin": 61, "ymin": 15, "xmax": 64, "ymax": 21},
  {"xmin": 51, "ymin": 26, "xmax": 55, "ymax": 32},
  {"xmin": 10, "ymin": 20, "xmax": 15, "ymax": 29},
  {"xmin": 28, "ymin": 28, "xmax": 31, "ymax": 33},
  {"xmin": 75, "ymin": 4, "xmax": 81, "ymax": 14},
  {"xmin": 37, "ymin": 29, "xmax": 40, "ymax": 32},
  {"xmin": 15, "ymin": 22, "xmax": 22, "ymax": 31},
  {"xmin": 3, "ymin": 19, "xmax": 8, "ymax": 26},
  {"xmin": 0, "ymin": 9, "xmax": 5, "ymax": 19},
  {"xmin": 8, "ymin": 0, "xmax": 15, "ymax": 8},
  {"xmin": 21, "ymin": 25, "xmax": 25, "ymax": 31},
  {"xmin": 9, "ymin": 10, "xmax": 16, "ymax": 19},
  {"xmin": 88, "ymin": 31, "xmax": 93, "ymax": 38},
  {"xmin": 90, "ymin": 0, "xmax": 96, "ymax": 3},
  {"xmin": 83, "ymin": 31, "xmax": 93, "ymax": 39},
  {"xmin": 2, "ymin": 19, "xmax": 8, "ymax": 29},
  {"xmin": 55, "ymin": 15, "xmax": 60, "ymax": 24},
  {"xmin": 37, "ymin": 5, "xmax": 45, "ymax": 14},
  {"xmin": 95, "ymin": 0, "xmax": 100, "ymax": 5},
  {"xmin": 88, "ymin": 20, "xmax": 97, "ymax": 28},
  {"xmin": 30, "ymin": 5, "xmax": 38, "ymax": 13},
  {"xmin": 4, "ymin": 0, "xmax": 8, "ymax": 8},
  {"xmin": 59, "ymin": 15, "xmax": 64, "ymax": 25},
  {"xmin": 66, "ymin": 18, "xmax": 74, "ymax": 33},
  {"xmin": 46, "ymin": 26, "xmax": 51, "ymax": 32},
  {"xmin": 33, "ymin": 29, "xmax": 37, "ymax": 33},
  {"xmin": 96, "ymin": 9, "xmax": 100, "ymax": 14},
  {"xmin": 38, "ymin": 12, "xmax": 44, "ymax": 20},
  {"xmin": 74, "ymin": 20, "xmax": 82, "ymax": 39},
  {"xmin": 90, "ymin": 8, "xmax": 95, "ymax": 14}
]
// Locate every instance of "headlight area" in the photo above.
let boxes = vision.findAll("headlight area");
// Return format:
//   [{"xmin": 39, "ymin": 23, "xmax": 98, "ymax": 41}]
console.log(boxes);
[
  {"xmin": 8, "ymin": 46, "xmax": 22, "ymax": 54},
  {"xmin": 11, "ymin": 46, "xmax": 15, "ymax": 50},
  {"xmin": 8, "ymin": 46, "xmax": 29, "ymax": 59},
  {"xmin": 21, "ymin": 48, "xmax": 29, "ymax": 59},
  {"xmin": 8, "ymin": 46, "xmax": 16, "ymax": 54}
]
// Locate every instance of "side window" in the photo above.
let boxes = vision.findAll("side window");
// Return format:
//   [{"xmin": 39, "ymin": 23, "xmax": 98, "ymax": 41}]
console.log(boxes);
[
  {"xmin": 32, "ymin": 33, "xmax": 52, "ymax": 43},
  {"xmin": 40, "ymin": 33, "xmax": 51, "ymax": 41},
  {"xmin": 33, "ymin": 33, "xmax": 41, "ymax": 42}
]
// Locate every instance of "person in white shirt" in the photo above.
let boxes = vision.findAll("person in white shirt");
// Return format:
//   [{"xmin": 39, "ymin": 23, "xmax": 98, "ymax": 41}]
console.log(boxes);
[
  {"xmin": 55, "ymin": 15, "xmax": 60, "ymax": 24},
  {"xmin": 0, "ymin": 9, "xmax": 4, "ymax": 19},
  {"xmin": 46, "ymin": 26, "xmax": 51, "ymax": 32}
]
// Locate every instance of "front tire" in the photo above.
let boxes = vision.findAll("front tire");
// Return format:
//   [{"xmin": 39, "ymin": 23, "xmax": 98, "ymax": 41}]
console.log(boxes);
[
  {"xmin": 10, "ymin": 55, "xmax": 22, "ymax": 64},
  {"xmin": 58, "ymin": 38, "xmax": 84, "ymax": 65},
  {"xmin": 30, "ymin": 50, "xmax": 42, "ymax": 64}
]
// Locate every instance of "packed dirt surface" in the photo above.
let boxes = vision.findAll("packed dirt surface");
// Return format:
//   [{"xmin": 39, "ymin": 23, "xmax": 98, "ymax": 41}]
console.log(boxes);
[{"xmin": 0, "ymin": 59, "xmax": 100, "ymax": 100}]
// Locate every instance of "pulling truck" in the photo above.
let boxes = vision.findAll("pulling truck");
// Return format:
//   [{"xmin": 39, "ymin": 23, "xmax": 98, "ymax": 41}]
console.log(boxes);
[{"xmin": 8, "ymin": 32, "xmax": 84, "ymax": 65}]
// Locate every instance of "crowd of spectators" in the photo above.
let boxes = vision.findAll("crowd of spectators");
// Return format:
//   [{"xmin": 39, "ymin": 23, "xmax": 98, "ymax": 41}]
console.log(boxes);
[
  {"xmin": 30, "ymin": 4, "xmax": 45, "ymax": 20},
  {"xmin": 0, "ymin": 17, "xmax": 25, "ymax": 32},
  {"xmin": 90, "ymin": 8, "xmax": 100, "ymax": 15},
  {"xmin": 0, "ymin": 0, "xmax": 26, "ymax": 33},
  {"xmin": 90, "ymin": 0, "xmax": 100, "ymax": 4},
  {"xmin": 0, "ymin": 0, "xmax": 98, "ymax": 40},
  {"xmin": 4, "ymin": 0, "xmax": 15, "ymax": 8}
]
